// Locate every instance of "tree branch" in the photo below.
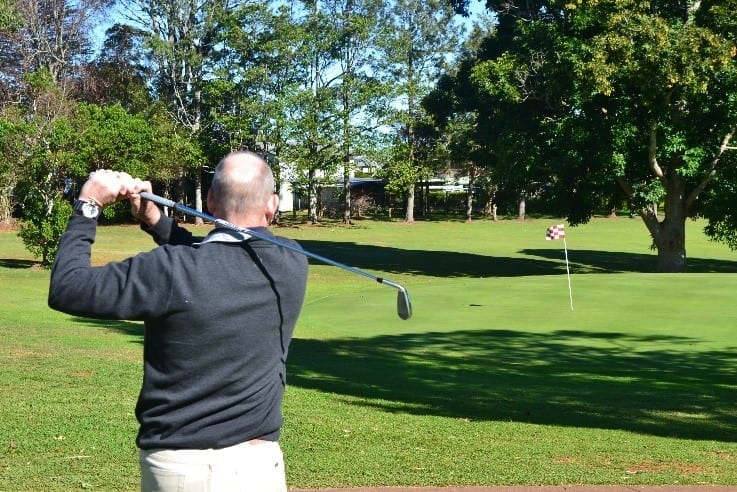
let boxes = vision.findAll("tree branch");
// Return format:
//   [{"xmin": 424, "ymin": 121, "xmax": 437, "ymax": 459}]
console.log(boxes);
[
  {"xmin": 686, "ymin": 125, "xmax": 736, "ymax": 210},
  {"xmin": 616, "ymin": 175, "xmax": 660, "ymax": 239},
  {"xmin": 648, "ymin": 121, "xmax": 665, "ymax": 182}
]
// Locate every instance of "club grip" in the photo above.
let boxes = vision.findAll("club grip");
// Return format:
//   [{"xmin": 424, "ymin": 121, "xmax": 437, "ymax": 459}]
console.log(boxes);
[{"xmin": 140, "ymin": 192, "xmax": 176, "ymax": 209}]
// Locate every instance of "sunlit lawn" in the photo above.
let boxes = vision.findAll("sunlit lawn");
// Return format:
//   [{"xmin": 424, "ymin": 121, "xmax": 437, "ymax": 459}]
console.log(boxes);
[{"xmin": 1, "ymin": 214, "xmax": 736, "ymax": 490}]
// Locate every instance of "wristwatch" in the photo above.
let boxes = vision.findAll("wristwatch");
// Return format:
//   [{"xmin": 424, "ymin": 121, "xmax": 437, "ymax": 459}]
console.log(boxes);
[{"xmin": 73, "ymin": 198, "xmax": 101, "ymax": 220}]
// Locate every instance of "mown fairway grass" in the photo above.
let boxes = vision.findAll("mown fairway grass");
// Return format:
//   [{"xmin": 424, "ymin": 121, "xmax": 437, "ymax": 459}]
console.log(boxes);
[{"xmin": 1, "ymin": 215, "xmax": 736, "ymax": 491}]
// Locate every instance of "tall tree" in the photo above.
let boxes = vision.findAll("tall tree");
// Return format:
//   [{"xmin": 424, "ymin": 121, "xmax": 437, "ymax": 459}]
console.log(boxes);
[
  {"xmin": 0, "ymin": 0, "xmax": 110, "ymax": 99},
  {"xmin": 201, "ymin": 1, "xmax": 275, "ymax": 156},
  {"xmin": 376, "ymin": 0, "xmax": 461, "ymax": 223},
  {"xmin": 447, "ymin": 0, "xmax": 737, "ymax": 272},
  {"xmin": 0, "ymin": 0, "xmax": 111, "ymax": 257},
  {"xmin": 256, "ymin": 5, "xmax": 313, "ymax": 215},
  {"xmin": 323, "ymin": 0, "xmax": 386, "ymax": 224},
  {"xmin": 424, "ymin": 16, "xmax": 497, "ymax": 221},
  {"xmin": 285, "ymin": 0, "xmax": 342, "ymax": 224},
  {"xmin": 80, "ymin": 23, "xmax": 152, "ymax": 112},
  {"xmin": 2, "ymin": 71, "xmax": 80, "ymax": 266},
  {"xmin": 119, "ymin": 0, "xmax": 237, "ymax": 221},
  {"xmin": 200, "ymin": 0, "xmax": 303, "ymax": 210}
]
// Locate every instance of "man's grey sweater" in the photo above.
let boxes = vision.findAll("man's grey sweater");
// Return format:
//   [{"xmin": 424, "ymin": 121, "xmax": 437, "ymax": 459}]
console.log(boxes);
[{"xmin": 49, "ymin": 214, "xmax": 308, "ymax": 450}]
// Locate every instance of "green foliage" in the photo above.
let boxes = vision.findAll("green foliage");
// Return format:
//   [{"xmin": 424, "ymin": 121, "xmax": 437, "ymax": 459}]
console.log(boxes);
[
  {"xmin": 471, "ymin": 53, "xmax": 523, "ymax": 102},
  {"xmin": 17, "ymin": 197, "xmax": 71, "ymax": 268},
  {"xmin": 73, "ymin": 103, "xmax": 153, "ymax": 177},
  {"xmin": 11, "ymin": 110, "xmax": 78, "ymax": 266},
  {"xmin": 375, "ymin": 142, "xmax": 420, "ymax": 196},
  {"xmin": 428, "ymin": 0, "xmax": 737, "ymax": 270},
  {"xmin": 0, "ymin": 0, "xmax": 20, "ymax": 31},
  {"xmin": 146, "ymin": 105, "xmax": 206, "ymax": 183},
  {"xmin": 702, "ymin": 149, "xmax": 737, "ymax": 249},
  {"xmin": 0, "ymin": 117, "xmax": 22, "ymax": 221}
]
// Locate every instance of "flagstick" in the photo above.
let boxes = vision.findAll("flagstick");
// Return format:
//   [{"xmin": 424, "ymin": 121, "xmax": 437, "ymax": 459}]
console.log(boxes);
[{"xmin": 562, "ymin": 237, "xmax": 573, "ymax": 311}]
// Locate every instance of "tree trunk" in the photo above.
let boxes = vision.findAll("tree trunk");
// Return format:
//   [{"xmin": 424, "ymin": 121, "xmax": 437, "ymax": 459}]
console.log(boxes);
[
  {"xmin": 465, "ymin": 168, "xmax": 476, "ymax": 222},
  {"xmin": 308, "ymin": 168, "xmax": 318, "ymax": 224},
  {"xmin": 518, "ymin": 195, "xmax": 526, "ymax": 220},
  {"xmin": 194, "ymin": 171, "xmax": 203, "ymax": 225},
  {"xmin": 640, "ymin": 171, "xmax": 688, "ymax": 272},
  {"xmin": 405, "ymin": 186, "xmax": 415, "ymax": 223},
  {"xmin": 343, "ymin": 170, "xmax": 352, "ymax": 225},
  {"xmin": 654, "ymin": 218, "xmax": 687, "ymax": 272},
  {"xmin": 483, "ymin": 182, "xmax": 497, "ymax": 220},
  {"xmin": 423, "ymin": 178, "xmax": 430, "ymax": 216}
]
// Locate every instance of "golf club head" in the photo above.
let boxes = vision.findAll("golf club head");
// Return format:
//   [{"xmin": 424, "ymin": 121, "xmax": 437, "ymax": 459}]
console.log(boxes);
[
  {"xmin": 379, "ymin": 278, "xmax": 412, "ymax": 320},
  {"xmin": 396, "ymin": 289, "xmax": 412, "ymax": 320}
]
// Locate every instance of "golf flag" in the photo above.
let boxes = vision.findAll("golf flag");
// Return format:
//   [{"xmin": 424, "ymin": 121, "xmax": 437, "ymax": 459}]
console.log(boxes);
[
  {"xmin": 545, "ymin": 224, "xmax": 565, "ymax": 240},
  {"xmin": 546, "ymin": 223, "xmax": 573, "ymax": 311}
]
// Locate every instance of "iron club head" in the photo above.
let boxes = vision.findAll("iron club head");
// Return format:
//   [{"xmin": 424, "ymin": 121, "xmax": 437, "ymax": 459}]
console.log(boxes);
[{"xmin": 396, "ymin": 289, "xmax": 412, "ymax": 320}]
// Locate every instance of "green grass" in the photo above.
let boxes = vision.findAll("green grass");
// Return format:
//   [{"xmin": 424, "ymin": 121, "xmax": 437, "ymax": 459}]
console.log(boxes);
[{"xmin": 1, "ymin": 216, "xmax": 737, "ymax": 490}]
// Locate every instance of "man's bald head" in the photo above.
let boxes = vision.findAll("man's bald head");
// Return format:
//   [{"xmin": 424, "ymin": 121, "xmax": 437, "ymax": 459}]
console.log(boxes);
[{"xmin": 208, "ymin": 151, "xmax": 277, "ymax": 224}]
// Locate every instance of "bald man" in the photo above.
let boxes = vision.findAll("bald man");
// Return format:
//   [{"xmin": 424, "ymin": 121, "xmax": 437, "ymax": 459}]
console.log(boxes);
[{"xmin": 49, "ymin": 152, "xmax": 308, "ymax": 491}]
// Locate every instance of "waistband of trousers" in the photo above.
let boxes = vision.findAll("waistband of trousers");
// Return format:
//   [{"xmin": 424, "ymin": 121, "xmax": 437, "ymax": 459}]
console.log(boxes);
[{"xmin": 139, "ymin": 439, "xmax": 279, "ymax": 465}]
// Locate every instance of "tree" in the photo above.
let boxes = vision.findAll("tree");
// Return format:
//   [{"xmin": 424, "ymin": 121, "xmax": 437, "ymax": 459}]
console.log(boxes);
[
  {"xmin": 80, "ymin": 23, "xmax": 153, "ymax": 112},
  {"xmin": 283, "ymin": 0, "xmax": 342, "ymax": 224},
  {"xmin": 447, "ymin": 0, "xmax": 737, "ymax": 272},
  {"xmin": 0, "ymin": 72, "xmax": 161, "ymax": 265},
  {"xmin": 443, "ymin": 111, "xmax": 488, "ymax": 221},
  {"xmin": 119, "ymin": 0, "xmax": 239, "ymax": 222},
  {"xmin": 376, "ymin": 0, "xmax": 462, "ymax": 223},
  {"xmin": 254, "ymin": 5, "xmax": 314, "ymax": 217},
  {"xmin": 424, "ymin": 17, "xmax": 497, "ymax": 221},
  {"xmin": 200, "ymin": 1, "xmax": 275, "ymax": 155},
  {"xmin": 0, "ymin": 0, "xmax": 111, "ymax": 264},
  {"xmin": 2, "ymin": 71, "xmax": 80, "ymax": 267},
  {"xmin": 323, "ymin": 0, "xmax": 387, "ymax": 224},
  {"xmin": 0, "ymin": 0, "xmax": 110, "ymax": 97},
  {"xmin": 200, "ymin": 0, "xmax": 303, "ymax": 209},
  {"xmin": 0, "ymin": 0, "xmax": 110, "ymax": 226}
]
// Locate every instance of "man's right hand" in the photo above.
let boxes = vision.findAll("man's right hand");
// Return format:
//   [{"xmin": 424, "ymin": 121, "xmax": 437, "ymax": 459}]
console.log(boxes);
[{"xmin": 127, "ymin": 180, "xmax": 162, "ymax": 227}]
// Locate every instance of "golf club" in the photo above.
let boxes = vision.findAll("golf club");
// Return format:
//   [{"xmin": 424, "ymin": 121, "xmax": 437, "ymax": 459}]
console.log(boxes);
[{"xmin": 139, "ymin": 192, "xmax": 412, "ymax": 320}]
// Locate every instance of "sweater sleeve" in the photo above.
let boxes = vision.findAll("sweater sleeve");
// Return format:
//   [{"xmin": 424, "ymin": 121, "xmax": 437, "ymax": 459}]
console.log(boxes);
[
  {"xmin": 48, "ymin": 215, "xmax": 174, "ymax": 321},
  {"xmin": 141, "ymin": 215, "xmax": 199, "ymax": 246}
]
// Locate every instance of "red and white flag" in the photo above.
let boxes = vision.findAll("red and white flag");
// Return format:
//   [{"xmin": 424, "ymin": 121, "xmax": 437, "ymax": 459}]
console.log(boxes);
[
  {"xmin": 545, "ymin": 223, "xmax": 573, "ymax": 310},
  {"xmin": 545, "ymin": 224, "xmax": 566, "ymax": 240}
]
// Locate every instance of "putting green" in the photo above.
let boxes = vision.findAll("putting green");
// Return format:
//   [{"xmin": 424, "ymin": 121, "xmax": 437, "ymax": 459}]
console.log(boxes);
[{"xmin": 297, "ymin": 272, "xmax": 737, "ymax": 352}]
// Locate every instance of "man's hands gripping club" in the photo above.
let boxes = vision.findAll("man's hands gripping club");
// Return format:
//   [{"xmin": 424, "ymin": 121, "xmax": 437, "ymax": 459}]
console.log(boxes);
[{"xmin": 79, "ymin": 170, "xmax": 160, "ymax": 227}]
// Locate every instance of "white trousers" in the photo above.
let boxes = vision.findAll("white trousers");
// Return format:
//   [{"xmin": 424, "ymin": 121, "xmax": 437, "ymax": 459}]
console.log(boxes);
[{"xmin": 139, "ymin": 440, "xmax": 287, "ymax": 492}]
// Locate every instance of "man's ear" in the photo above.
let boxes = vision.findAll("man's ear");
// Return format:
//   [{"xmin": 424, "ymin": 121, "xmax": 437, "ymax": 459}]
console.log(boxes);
[
  {"xmin": 266, "ymin": 193, "xmax": 279, "ymax": 222},
  {"xmin": 206, "ymin": 190, "xmax": 216, "ymax": 214}
]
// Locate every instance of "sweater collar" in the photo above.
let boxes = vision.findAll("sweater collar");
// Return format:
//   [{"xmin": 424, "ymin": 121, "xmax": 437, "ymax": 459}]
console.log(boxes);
[{"xmin": 195, "ymin": 227, "xmax": 271, "ymax": 246}]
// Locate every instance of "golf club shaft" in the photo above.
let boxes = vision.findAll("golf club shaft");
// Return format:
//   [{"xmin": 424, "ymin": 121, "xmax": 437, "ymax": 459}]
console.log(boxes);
[{"xmin": 139, "ymin": 192, "xmax": 412, "ymax": 319}]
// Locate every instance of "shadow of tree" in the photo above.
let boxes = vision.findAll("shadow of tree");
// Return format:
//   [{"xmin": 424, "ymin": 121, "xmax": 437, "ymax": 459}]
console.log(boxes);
[
  {"xmin": 299, "ymin": 240, "xmax": 555, "ymax": 277},
  {"xmin": 297, "ymin": 240, "xmax": 737, "ymax": 278},
  {"xmin": 288, "ymin": 329, "xmax": 737, "ymax": 442},
  {"xmin": 522, "ymin": 249, "xmax": 737, "ymax": 274}
]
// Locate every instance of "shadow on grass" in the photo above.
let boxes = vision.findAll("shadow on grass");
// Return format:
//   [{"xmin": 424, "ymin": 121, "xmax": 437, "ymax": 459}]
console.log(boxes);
[
  {"xmin": 298, "ymin": 240, "xmax": 555, "ymax": 277},
  {"xmin": 298, "ymin": 240, "xmax": 737, "ymax": 277},
  {"xmin": 0, "ymin": 258, "xmax": 39, "ymax": 269},
  {"xmin": 523, "ymin": 249, "xmax": 737, "ymax": 274},
  {"xmin": 288, "ymin": 329, "xmax": 737, "ymax": 442},
  {"xmin": 72, "ymin": 317, "xmax": 145, "ymax": 342}
]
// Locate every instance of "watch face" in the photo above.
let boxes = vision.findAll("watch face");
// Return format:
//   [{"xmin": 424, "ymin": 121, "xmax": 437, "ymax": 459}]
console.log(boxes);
[{"xmin": 82, "ymin": 201, "xmax": 100, "ymax": 219}]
